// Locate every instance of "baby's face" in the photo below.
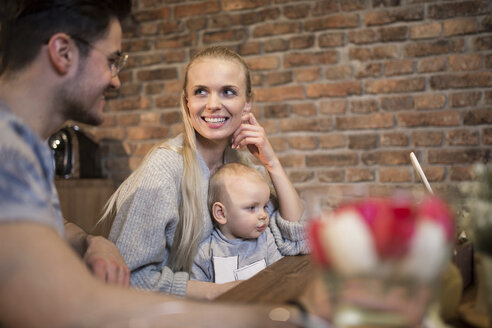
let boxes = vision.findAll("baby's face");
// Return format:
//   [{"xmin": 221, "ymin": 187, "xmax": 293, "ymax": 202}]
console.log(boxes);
[{"xmin": 219, "ymin": 175, "xmax": 270, "ymax": 240}]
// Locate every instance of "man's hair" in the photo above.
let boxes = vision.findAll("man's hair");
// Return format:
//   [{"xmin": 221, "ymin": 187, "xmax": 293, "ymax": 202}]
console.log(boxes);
[{"xmin": 0, "ymin": 0, "xmax": 132, "ymax": 75}]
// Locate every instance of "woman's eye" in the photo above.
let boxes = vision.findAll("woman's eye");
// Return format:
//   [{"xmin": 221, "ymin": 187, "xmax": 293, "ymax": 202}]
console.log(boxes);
[
  {"xmin": 193, "ymin": 88, "xmax": 207, "ymax": 96},
  {"xmin": 223, "ymin": 88, "xmax": 237, "ymax": 96}
]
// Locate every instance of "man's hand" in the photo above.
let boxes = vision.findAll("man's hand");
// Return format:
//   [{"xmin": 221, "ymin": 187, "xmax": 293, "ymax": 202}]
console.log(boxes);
[{"xmin": 84, "ymin": 235, "xmax": 130, "ymax": 286}]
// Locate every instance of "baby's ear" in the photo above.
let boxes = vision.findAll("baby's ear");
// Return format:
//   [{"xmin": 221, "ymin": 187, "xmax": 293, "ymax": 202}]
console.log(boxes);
[{"xmin": 212, "ymin": 202, "xmax": 227, "ymax": 225}]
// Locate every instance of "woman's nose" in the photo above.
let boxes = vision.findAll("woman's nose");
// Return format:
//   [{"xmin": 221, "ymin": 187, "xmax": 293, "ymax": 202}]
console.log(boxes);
[{"xmin": 206, "ymin": 92, "xmax": 221, "ymax": 110}]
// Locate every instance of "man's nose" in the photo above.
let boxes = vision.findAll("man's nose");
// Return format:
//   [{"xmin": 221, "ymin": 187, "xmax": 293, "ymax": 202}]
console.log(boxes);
[{"xmin": 110, "ymin": 74, "xmax": 121, "ymax": 90}]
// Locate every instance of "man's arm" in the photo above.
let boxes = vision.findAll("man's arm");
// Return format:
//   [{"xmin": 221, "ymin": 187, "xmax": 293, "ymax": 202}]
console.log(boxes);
[
  {"xmin": 0, "ymin": 223, "xmax": 307, "ymax": 328},
  {"xmin": 64, "ymin": 219, "xmax": 130, "ymax": 286}
]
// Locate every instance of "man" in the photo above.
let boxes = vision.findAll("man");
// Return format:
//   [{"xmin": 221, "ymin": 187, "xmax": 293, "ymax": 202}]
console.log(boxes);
[{"xmin": 0, "ymin": 1, "xmax": 325, "ymax": 327}]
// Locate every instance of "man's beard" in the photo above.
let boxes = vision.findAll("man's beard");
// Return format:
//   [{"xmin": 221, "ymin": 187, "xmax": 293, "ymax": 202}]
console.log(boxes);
[{"xmin": 57, "ymin": 79, "xmax": 104, "ymax": 126}]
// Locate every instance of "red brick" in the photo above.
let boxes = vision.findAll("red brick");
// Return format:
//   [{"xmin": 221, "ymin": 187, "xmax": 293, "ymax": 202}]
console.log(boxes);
[
  {"xmin": 380, "ymin": 167, "xmax": 412, "ymax": 183},
  {"xmin": 269, "ymin": 137, "xmax": 288, "ymax": 152},
  {"xmin": 349, "ymin": 45, "xmax": 398, "ymax": 61},
  {"xmin": 156, "ymin": 94, "xmax": 181, "ymax": 108},
  {"xmin": 140, "ymin": 112, "xmax": 162, "ymax": 127},
  {"xmin": 284, "ymin": 4, "xmax": 310, "ymax": 19},
  {"xmin": 279, "ymin": 154, "xmax": 304, "ymax": 168},
  {"xmin": 120, "ymin": 84, "xmax": 141, "ymax": 97},
  {"xmin": 486, "ymin": 54, "xmax": 492, "ymax": 69},
  {"xmin": 279, "ymin": 117, "xmax": 332, "ymax": 132},
  {"xmin": 267, "ymin": 71, "xmax": 292, "ymax": 86},
  {"xmin": 162, "ymin": 111, "xmax": 182, "ymax": 125},
  {"xmin": 289, "ymin": 170, "xmax": 315, "ymax": 183},
  {"xmin": 264, "ymin": 104, "xmax": 289, "ymax": 118},
  {"xmin": 449, "ymin": 54, "xmax": 482, "ymax": 71},
  {"xmin": 414, "ymin": 94, "xmax": 446, "ymax": 110},
  {"xmin": 350, "ymin": 99, "xmax": 378, "ymax": 113},
  {"xmin": 127, "ymin": 126, "xmax": 169, "ymax": 141},
  {"xmin": 133, "ymin": 8, "xmax": 170, "ymax": 22},
  {"xmin": 165, "ymin": 81, "xmax": 182, "ymax": 94},
  {"xmin": 348, "ymin": 29, "xmax": 378, "ymax": 44},
  {"xmin": 305, "ymin": 14, "xmax": 359, "ymax": 31},
  {"xmin": 140, "ymin": 22, "xmax": 161, "ymax": 36},
  {"xmin": 294, "ymin": 67, "xmax": 321, "ymax": 82},
  {"xmin": 486, "ymin": 91, "xmax": 492, "ymax": 105},
  {"xmin": 284, "ymin": 51, "xmax": 338, "ymax": 68},
  {"xmin": 347, "ymin": 168, "xmax": 375, "ymax": 182},
  {"xmin": 253, "ymin": 22, "xmax": 302, "ymax": 37},
  {"xmin": 132, "ymin": 141, "xmax": 157, "ymax": 157},
  {"xmin": 366, "ymin": 77, "xmax": 425, "ymax": 94},
  {"xmin": 417, "ymin": 56, "xmax": 447, "ymax": 73},
  {"xmin": 290, "ymin": 35, "xmax": 315, "ymax": 49},
  {"xmin": 381, "ymin": 96, "xmax": 413, "ymax": 111},
  {"xmin": 474, "ymin": 36, "xmax": 492, "ymax": 51},
  {"xmin": 428, "ymin": 149, "xmax": 490, "ymax": 164},
  {"xmin": 291, "ymin": 103, "xmax": 316, "ymax": 116},
  {"xmin": 175, "ymin": 1, "xmax": 220, "ymax": 18},
  {"xmin": 398, "ymin": 110, "xmax": 459, "ymax": 127},
  {"xmin": 320, "ymin": 100, "xmax": 347, "ymax": 115},
  {"xmin": 325, "ymin": 66, "xmax": 352, "ymax": 80},
  {"xmin": 319, "ymin": 33, "xmax": 345, "ymax": 48},
  {"xmin": 117, "ymin": 113, "xmax": 140, "ymax": 126},
  {"xmin": 307, "ymin": 81, "xmax": 362, "ymax": 98},
  {"xmin": 123, "ymin": 39, "xmax": 152, "ymax": 52},
  {"xmin": 146, "ymin": 83, "xmax": 165, "ymax": 96},
  {"xmin": 420, "ymin": 166, "xmax": 446, "ymax": 182},
  {"xmin": 246, "ymin": 56, "xmax": 279, "ymax": 71},
  {"xmin": 450, "ymin": 91, "xmax": 481, "ymax": 108},
  {"xmin": 312, "ymin": 1, "xmax": 338, "ymax": 15},
  {"xmin": 428, "ymin": 1, "xmax": 488, "ymax": 19},
  {"xmin": 365, "ymin": 7, "xmax": 424, "ymax": 26},
  {"xmin": 410, "ymin": 22, "xmax": 442, "ymax": 40},
  {"xmin": 238, "ymin": 42, "xmax": 261, "ymax": 56},
  {"xmin": 483, "ymin": 128, "xmax": 492, "ymax": 145},
  {"xmin": 203, "ymin": 28, "xmax": 247, "ymax": 44},
  {"xmin": 378, "ymin": 26, "xmax": 408, "ymax": 42},
  {"xmin": 348, "ymin": 134, "xmax": 378, "ymax": 149},
  {"xmin": 161, "ymin": 21, "xmax": 183, "ymax": 34},
  {"xmin": 100, "ymin": 114, "xmax": 116, "ymax": 127},
  {"xmin": 444, "ymin": 18, "xmax": 477, "ymax": 36},
  {"xmin": 431, "ymin": 73, "xmax": 492, "ymax": 89},
  {"xmin": 336, "ymin": 113, "xmax": 394, "ymax": 130},
  {"xmin": 412, "ymin": 131, "xmax": 443, "ymax": 147},
  {"xmin": 463, "ymin": 109, "xmax": 492, "ymax": 125},
  {"xmin": 140, "ymin": 53, "xmax": 164, "ymax": 67},
  {"xmin": 385, "ymin": 59, "xmax": 414, "ymax": 76},
  {"xmin": 289, "ymin": 136, "xmax": 317, "ymax": 150},
  {"xmin": 450, "ymin": 166, "xmax": 475, "ymax": 182},
  {"xmin": 446, "ymin": 129, "xmax": 479, "ymax": 146},
  {"xmin": 341, "ymin": 0, "xmax": 366, "ymax": 11},
  {"xmin": 155, "ymin": 34, "xmax": 196, "ymax": 49},
  {"xmin": 222, "ymin": 0, "xmax": 269, "ymax": 11},
  {"xmin": 381, "ymin": 132, "xmax": 408, "ymax": 147},
  {"xmin": 355, "ymin": 63, "xmax": 383, "ymax": 78},
  {"xmin": 318, "ymin": 170, "xmax": 345, "ymax": 183},
  {"xmin": 94, "ymin": 128, "xmax": 126, "ymax": 141},
  {"xmin": 319, "ymin": 134, "xmax": 345, "ymax": 149},
  {"xmin": 109, "ymin": 98, "xmax": 152, "ymax": 112},
  {"xmin": 264, "ymin": 39, "xmax": 289, "ymax": 53},
  {"xmin": 306, "ymin": 153, "xmax": 358, "ymax": 167},
  {"xmin": 403, "ymin": 39, "xmax": 464, "ymax": 57},
  {"xmin": 362, "ymin": 150, "xmax": 410, "ymax": 165},
  {"xmin": 186, "ymin": 17, "xmax": 207, "ymax": 31},
  {"xmin": 255, "ymin": 86, "xmax": 304, "ymax": 102}
]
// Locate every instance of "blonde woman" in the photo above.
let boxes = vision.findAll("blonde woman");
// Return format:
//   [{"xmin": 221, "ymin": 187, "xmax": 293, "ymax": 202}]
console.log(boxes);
[{"xmin": 102, "ymin": 46, "xmax": 306, "ymax": 300}]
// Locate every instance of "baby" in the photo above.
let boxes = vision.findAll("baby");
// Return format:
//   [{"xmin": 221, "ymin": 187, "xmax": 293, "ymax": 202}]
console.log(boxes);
[{"xmin": 191, "ymin": 162, "xmax": 308, "ymax": 283}]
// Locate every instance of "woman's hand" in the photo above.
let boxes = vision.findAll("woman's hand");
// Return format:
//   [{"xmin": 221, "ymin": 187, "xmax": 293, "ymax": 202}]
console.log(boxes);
[{"xmin": 231, "ymin": 112, "xmax": 279, "ymax": 170}]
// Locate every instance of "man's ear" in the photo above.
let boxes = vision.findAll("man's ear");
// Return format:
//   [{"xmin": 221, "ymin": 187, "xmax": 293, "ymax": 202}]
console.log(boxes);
[
  {"xmin": 212, "ymin": 202, "xmax": 227, "ymax": 225},
  {"xmin": 47, "ymin": 33, "xmax": 74, "ymax": 75}
]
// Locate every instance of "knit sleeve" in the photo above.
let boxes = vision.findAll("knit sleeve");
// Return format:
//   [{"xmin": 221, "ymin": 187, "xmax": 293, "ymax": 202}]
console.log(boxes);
[
  {"xmin": 190, "ymin": 239, "xmax": 213, "ymax": 282},
  {"xmin": 108, "ymin": 148, "xmax": 189, "ymax": 296},
  {"xmin": 268, "ymin": 209, "xmax": 310, "ymax": 256}
]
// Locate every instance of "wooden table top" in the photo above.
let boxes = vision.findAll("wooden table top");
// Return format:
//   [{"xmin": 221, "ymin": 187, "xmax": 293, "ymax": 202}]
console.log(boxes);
[{"xmin": 215, "ymin": 255, "xmax": 317, "ymax": 304}]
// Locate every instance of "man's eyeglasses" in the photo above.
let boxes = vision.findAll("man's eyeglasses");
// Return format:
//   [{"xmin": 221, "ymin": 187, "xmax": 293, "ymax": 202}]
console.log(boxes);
[{"xmin": 70, "ymin": 35, "xmax": 128, "ymax": 77}]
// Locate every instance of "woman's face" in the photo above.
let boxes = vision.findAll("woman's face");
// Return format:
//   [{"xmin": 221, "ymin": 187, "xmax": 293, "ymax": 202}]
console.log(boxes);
[{"xmin": 185, "ymin": 57, "xmax": 252, "ymax": 145}]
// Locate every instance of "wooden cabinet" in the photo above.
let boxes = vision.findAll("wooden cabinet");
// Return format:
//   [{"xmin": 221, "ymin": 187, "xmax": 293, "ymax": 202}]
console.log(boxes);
[{"xmin": 55, "ymin": 179, "xmax": 115, "ymax": 235}]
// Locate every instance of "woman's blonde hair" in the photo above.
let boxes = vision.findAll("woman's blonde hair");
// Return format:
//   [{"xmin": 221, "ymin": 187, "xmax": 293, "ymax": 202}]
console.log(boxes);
[{"xmin": 97, "ymin": 46, "xmax": 254, "ymax": 273}]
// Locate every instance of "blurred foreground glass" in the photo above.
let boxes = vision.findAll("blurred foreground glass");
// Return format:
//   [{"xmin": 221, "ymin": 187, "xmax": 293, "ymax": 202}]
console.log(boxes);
[{"xmin": 305, "ymin": 186, "xmax": 454, "ymax": 327}]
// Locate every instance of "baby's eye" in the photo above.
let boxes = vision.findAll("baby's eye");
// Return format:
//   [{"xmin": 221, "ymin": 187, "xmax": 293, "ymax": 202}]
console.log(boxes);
[{"xmin": 247, "ymin": 206, "xmax": 256, "ymax": 212}]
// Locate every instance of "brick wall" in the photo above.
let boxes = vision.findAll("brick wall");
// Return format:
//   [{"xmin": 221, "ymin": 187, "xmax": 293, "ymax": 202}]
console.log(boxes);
[{"xmin": 88, "ymin": 0, "xmax": 492, "ymax": 195}]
